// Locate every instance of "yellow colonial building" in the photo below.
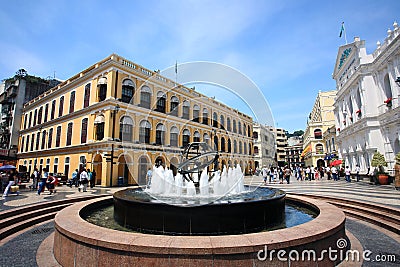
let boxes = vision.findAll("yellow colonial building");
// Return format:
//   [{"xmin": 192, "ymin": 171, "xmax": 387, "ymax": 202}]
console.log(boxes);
[
  {"xmin": 17, "ymin": 54, "xmax": 254, "ymax": 186},
  {"xmin": 302, "ymin": 90, "xmax": 336, "ymax": 167}
]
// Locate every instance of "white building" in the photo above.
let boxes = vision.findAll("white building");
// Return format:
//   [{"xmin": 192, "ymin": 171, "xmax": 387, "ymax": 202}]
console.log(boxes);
[
  {"xmin": 253, "ymin": 123, "xmax": 276, "ymax": 169},
  {"xmin": 332, "ymin": 22, "xmax": 400, "ymax": 174}
]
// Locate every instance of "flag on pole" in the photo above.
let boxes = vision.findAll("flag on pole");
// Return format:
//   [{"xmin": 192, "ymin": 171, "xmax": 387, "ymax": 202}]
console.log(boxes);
[
  {"xmin": 339, "ymin": 22, "xmax": 345, "ymax": 38},
  {"xmin": 175, "ymin": 60, "xmax": 178, "ymax": 74}
]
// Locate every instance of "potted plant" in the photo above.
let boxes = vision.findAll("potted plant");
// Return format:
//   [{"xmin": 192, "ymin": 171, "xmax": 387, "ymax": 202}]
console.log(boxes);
[
  {"xmin": 395, "ymin": 152, "xmax": 400, "ymax": 190},
  {"xmin": 371, "ymin": 151, "xmax": 389, "ymax": 185}
]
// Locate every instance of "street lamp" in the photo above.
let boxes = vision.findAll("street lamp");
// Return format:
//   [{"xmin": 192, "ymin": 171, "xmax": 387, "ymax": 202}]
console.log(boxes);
[{"xmin": 109, "ymin": 105, "xmax": 120, "ymax": 187}]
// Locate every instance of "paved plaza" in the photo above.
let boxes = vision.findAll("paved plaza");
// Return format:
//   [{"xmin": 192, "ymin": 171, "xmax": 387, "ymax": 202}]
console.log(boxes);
[{"xmin": 1, "ymin": 175, "xmax": 399, "ymax": 266}]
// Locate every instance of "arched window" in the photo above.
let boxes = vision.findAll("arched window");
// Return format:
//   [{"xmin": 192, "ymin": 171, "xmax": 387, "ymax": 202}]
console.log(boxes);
[
  {"xmin": 243, "ymin": 123, "xmax": 247, "ymax": 136},
  {"xmin": 121, "ymin": 79, "xmax": 134, "ymax": 103},
  {"xmin": 227, "ymin": 117, "xmax": 231, "ymax": 131},
  {"xmin": 55, "ymin": 126, "xmax": 61, "ymax": 147},
  {"xmin": 64, "ymin": 157, "xmax": 70, "ymax": 178},
  {"xmin": 238, "ymin": 121, "xmax": 242, "ymax": 135},
  {"xmin": 254, "ymin": 146, "xmax": 259, "ymax": 154},
  {"xmin": 30, "ymin": 133, "xmax": 35, "ymax": 151},
  {"xmin": 83, "ymin": 83, "xmax": 91, "ymax": 108},
  {"xmin": 28, "ymin": 112, "xmax": 32, "ymax": 128},
  {"xmin": 213, "ymin": 112, "xmax": 218, "ymax": 127},
  {"xmin": 249, "ymin": 143, "xmax": 252, "ymax": 155},
  {"xmin": 234, "ymin": 140, "xmax": 237, "ymax": 153},
  {"xmin": 66, "ymin": 122, "xmax": 73, "ymax": 146},
  {"xmin": 220, "ymin": 115, "xmax": 225, "ymax": 129},
  {"xmin": 98, "ymin": 77, "xmax": 107, "ymax": 102},
  {"xmin": 193, "ymin": 105, "xmax": 200, "ymax": 122},
  {"xmin": 140, "ymin": 86, "xmax": 152, "ymax": 109},
  {"xmin": 383, "ymin": 74, "xmax": 393, "ymax": 100},
  {"xmin": 202, "ymin": 108, "xmax": 209, "ymax": 125},
  {"xmin": 213, "ymin": 136, "xmax": 219, "ymax": 151},
  {"xmin": 58, "ymin": 96, "xmax": 64, "ymax": 117},
  {"xmin": 239, "ymin": 141, "xmax": 243, "ymax": 154},
  {"xmin": 24, "ymin": 114, "xmax": 28, "ymax": 130},
  {"xmin": 193, "ymin": 131, "xmax": 200, "ymax": 142},
  {"xmin": 182, "ymin": 100, "xmax": 190, "ymax": 119},
  {"xmin": 81, "ymin": 118, "xmax": 88, "ymax": 144},
  {"xmin": 182, "ymin": 129, "xmax": 190, "ymax": 147},
  {"xmin": 94, "ymin": 115, "xmax": 105, "ymax": 141},
  {"xmin": 139, "ymin": 120, "xmax": 151, "ymax": 144},
  {"xmin": 38, "ymin": 107, "xmax": 43, "ymax": 125},
  {"xmin": 314, "ymin": 129, "xmax": 322, "ymax": 140},
  {"xmin": 156, "ymin": 91, "xmax": 166, "ymax": 113},
  {"xmin": 244, "ymin": 142, "xmax": 247, "ymax": 155},
  {"xmin": 119, "ymin": 116, "xmax": 133, "ymax": 142},
  {"xmin": 227, "ymin": 139, "xmax": 232, "ymax": 153},
  {"xmin": 203, "ymin": 133, "xmax": 210, "ymax": 145},
  {"xmin": 170, "ymin": 96, "xmax": 179, "ymax": 116},
  {"xmin": 233, "ymin": 119, "xmax": 237, "ymax": 133},
  {"xmin": 69, "ymin": 91, "xmax": 75, "ymax": 113},
  {"xmin": 44, "ymin": 104, "xmax": 49, "ymax": 123},
  {"xmin": 156, "ymin": 123, "xmax": 165, "ymax": 145},
  {"xmin": 315, "ymin": 144, "xmax": 324, "ymax": 154},
  {"xmin": 355, "ymin": 88, "xmax": 362, "ymax": 110},
  {"xmin": 221, "ymin": 137, "xmax": 226, "ymax": 152},
  {"xmin": 54, "ymin": 158, "xmax": 59, "ymax": 174},
  {"xmin": 170, "ymin": 126, "xmax": 179, "ymax": 147},
  {"xmin": 248, "ymin": 126, "xmax": 251, "ymax": 137},
  {"xmin": 48, "ymin": 128, "xmax": 53, "ymax": 149}
]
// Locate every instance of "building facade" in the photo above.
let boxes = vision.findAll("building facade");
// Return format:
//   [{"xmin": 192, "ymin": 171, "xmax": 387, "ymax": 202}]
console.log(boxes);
[
  {"xmin": 17, "ymin": 54, "xmax": 254, "ymax": 186},
  {"xmin": 0, "ymin": 71, "xmax": 59, "ymax": 163},
  {"xmin": 333, "ymin": 22, "xmax": 400, "ymax": 174},
  {"xmin": 267, "ymin": 127, "xmax": 287, "ymax": 166},
  {"xmin": 285, "ymin": 136, "xmax": 304, "ymax": 168},
  {"xmin": 252, "ymin": 123, "xmax": 276, "ymax": 169},
  {"xmin": 302, "ymin": 90, "xmax": 336, "ymax": 167},
  {"xmin": 322, "ymin": 126, "xmax": 338, "ymax": 166}
]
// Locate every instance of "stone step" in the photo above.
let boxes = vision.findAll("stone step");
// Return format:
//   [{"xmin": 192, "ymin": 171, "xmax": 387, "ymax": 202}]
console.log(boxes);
[{"xmin": 0, "ymin": 211, "xmax": 58, "ymax": 240}]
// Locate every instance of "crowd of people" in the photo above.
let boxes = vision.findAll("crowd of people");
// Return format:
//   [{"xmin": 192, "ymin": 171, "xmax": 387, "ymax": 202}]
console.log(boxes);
[
  {"xmin": 1, "ymin": 166, "xmax": 96, "ymax": 198},
  {"xmin": 257, "ymin": 164, "xmax": 362, "ymax": 183}
]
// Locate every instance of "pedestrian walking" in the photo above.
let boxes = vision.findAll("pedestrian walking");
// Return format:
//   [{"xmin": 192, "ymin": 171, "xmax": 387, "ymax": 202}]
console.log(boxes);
[
  {"xmin": 90, "ymin": 170, "xmax": 96, "ymax": 188},
  {"xmin": 284, "ymin": 165, "xmax": 291, "ymax": 184},
  {"xmin": 79, "ymin": 168, "xmax": 89, "ymax": 192},
  {"xmin": 46, "ymin": 173, "xmax": 57, "ymax": 194},
  {"xmin": 37, "ymin": 168, "xmax": 48, "ymax": 195},
  {"xmin": 2, "ymin": 170, "xmax": 17, "ymax": 197},
  {"xmin": 331, "ymin": 166, "xmax": 338, "ymax": 181}
]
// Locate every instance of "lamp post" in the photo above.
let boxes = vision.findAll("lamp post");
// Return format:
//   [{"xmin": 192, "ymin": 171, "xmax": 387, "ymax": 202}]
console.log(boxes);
[{"xmin": 109, "ymin": 105, "xmax": 120, "ymax": 187}]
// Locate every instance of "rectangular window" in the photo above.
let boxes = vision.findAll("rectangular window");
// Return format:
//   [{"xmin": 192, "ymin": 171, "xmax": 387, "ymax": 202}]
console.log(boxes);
[
  {"xmin": 182, "ymin": 106, "xmax": 189, "ymax": 120},
  {"xmin": 58, "ymin": 96, "xmax": 64, "ymax": 117},
  {"xmin": 140, "ymin": 93, "xmax": 151, "ymax": 109},
  {"xmin": 21, "ymin": 137, "xmax": 25, "ymax": 153},
  {"xmin": 96, "ymin": 123, "xmax": 104, "ymax": 140},
  {"xmin": 29, "ymin": 112, "xmax": 32, "ymax": 128},
  {"xmin": 121, "ymin": 87, "xmax": 133, "ymax": 103},
  {"xmin": 30, "ymin": 134, "xmax": 35, "ymax": 151},
  {"xmin": 35, "ymin": 132, "xmax": 40, "ymax": 150},
  {"xmin": 48, "ymin": 128, "xmax": 53, "ymax": 149},
  {"xmin": 56, "ymin": 126, "xmax": 61, "ymax": 147},
  {"xmin": 84, "ymin": 84, "xmax": 90, "ymax": 108},
  {"xmin": 64, "ymin": 157, "xmax": 70, "ymax": 178},
  {"xmin": 170, "ymin": 133, "xmax": 178, "ymax": 147},
  {"xmin": 69, "ymin": 91, "xmax": 75, "ymax": 113},
  {"xmin": 54, "ymin": 158, "xmax": 58, "ymax": 174},
  {"xmin": 38, "ymin": 107, "xmax": 43, "ymax": 124},
  {"xmin": 41, "ymin": 131, "xmax": 46, "ymax": 150},
  {"xmin": 51, "ymin": 100, "xmax": 56, "ymax": 120},
  {"xmin": 44, "ymin": 104, "xmax": 49, "ymax": 123},
  {"xmin": 24, "ymin": 114, "xmax": 28, "ymax": 129},
  {"xmin": 25, "ymin": 135, "xmax": 30, "ymax": 152},
  {"xmin": 66, "ymin": 123, "xmax": 73, "ymax": 146},
  {"xmin": 33, "ymin": 109, "xmax": 37, "ymax": 126},
  {"xmin": 98, "ymin": 84, "xmax": 107, "ymax": 101},
  {"xmin": 81, "ymin": 119, "xmax": 88, "ymax": 143}
]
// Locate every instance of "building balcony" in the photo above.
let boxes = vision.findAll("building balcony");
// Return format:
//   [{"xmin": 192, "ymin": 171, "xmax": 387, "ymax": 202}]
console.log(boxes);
[{"xmin": 6, "ymin": 85, "xmax": 18, "ymax": 97}]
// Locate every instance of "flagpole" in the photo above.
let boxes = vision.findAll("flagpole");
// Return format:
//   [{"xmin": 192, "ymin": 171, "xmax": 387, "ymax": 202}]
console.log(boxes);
[
  {"xmin": 344, "ymin": 24, "xmax": 348, "ymax": 45},
  {"xmin": 175, "ymin": 60, "xmax": 178, "ymax": 85}
]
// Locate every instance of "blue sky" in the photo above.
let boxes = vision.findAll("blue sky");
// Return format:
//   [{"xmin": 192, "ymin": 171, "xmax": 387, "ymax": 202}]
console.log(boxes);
[{"xmin": 1, "ymin": 0, "xmax": 399, "ymax": 132}]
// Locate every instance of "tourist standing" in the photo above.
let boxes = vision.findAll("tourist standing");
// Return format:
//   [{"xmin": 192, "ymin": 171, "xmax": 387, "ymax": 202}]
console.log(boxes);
[
  {"xmin": 355, "ymin": 165, "xmax": 360, "ymax": 182},
  {"xmin": 32, "ymin": 167, "xmax": 39, "ymax": 189},
  {"xmin": 331, "ymin": 166, "xmax": 338, "ymax": 181},
  {"xmin": 310, "ymin": 166, "xmax": 315, "ymax": 180},
  {"xmin": 87, "ymin": 169, "xmax": 92, "ymax": 188},
  {"xmin": 284, "ymin": 166, "xmax": 291, "ymax": 184},
  {"xmin": 278, "ymin": 167, "xmax": 284, "ymax": 184},
  {"xmin": 345, "ymin": 166, "xmax": 351, "ymax": 182},
  {"xmin": 69, "ymin": 169, "xmax": 78, "ymax": 187},
  {"xmin": 326, "ymin": 166, "xmax": 331, "ymax": 180},
  {"xmin": 79, "ymin": 168, "xmax": 89, "ymax": 192},
  {"xmin": 46, "ymin": 173, "xmax": 57, "ymax": 194},
  {"xmin": 90, "ymin": 170, "xmax": 96, "ymax": 188},
  {"xmin": 262, "ymin": 166, "xmax": 268, "ymax": 184},
  {"xmin": 305, "ymin": 166, "xmax": 311, "ymax": 180}
]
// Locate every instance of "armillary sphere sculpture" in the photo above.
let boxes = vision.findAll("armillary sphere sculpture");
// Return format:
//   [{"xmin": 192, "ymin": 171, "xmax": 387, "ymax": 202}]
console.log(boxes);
[{"xmin": 177, "ymin": 142, "xmax": 219, "ymax": 186}]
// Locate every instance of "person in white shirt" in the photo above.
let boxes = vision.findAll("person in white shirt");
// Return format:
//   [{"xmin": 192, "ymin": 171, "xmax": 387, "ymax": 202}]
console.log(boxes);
[
  {"xmin": 345, "ymin": 166, "xmax": 351, "ymax": 182},
  {"xmin": 355, "ymin": 165, "xmax": 360, "ymax": 182},
  {"xmin": 331, "ymin": 166, "xmax": 338, "ymax": 181},
  {"xmin": 325, "ymin": 166, "xmax": 331, "ymax": 180},
  {"xmin": 79, "ymin": 168, "xmax": 89, "ymax": 192}
]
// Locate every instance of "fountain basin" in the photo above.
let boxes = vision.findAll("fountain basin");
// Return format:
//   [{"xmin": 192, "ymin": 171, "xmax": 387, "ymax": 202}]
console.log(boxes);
[
  {"xmin": 53, "ymin": 194, "xmax": 347, "ymax": 266},
  {"xmin": 113, "ymin": 187, "xmax": 286, "ymax": 235}
]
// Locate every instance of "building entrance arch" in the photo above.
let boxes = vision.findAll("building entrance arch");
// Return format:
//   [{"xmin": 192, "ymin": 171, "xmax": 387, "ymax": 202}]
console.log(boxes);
[{"xmin": 92, "ymin": 154, "xmax": 103, "ymax": 185}]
